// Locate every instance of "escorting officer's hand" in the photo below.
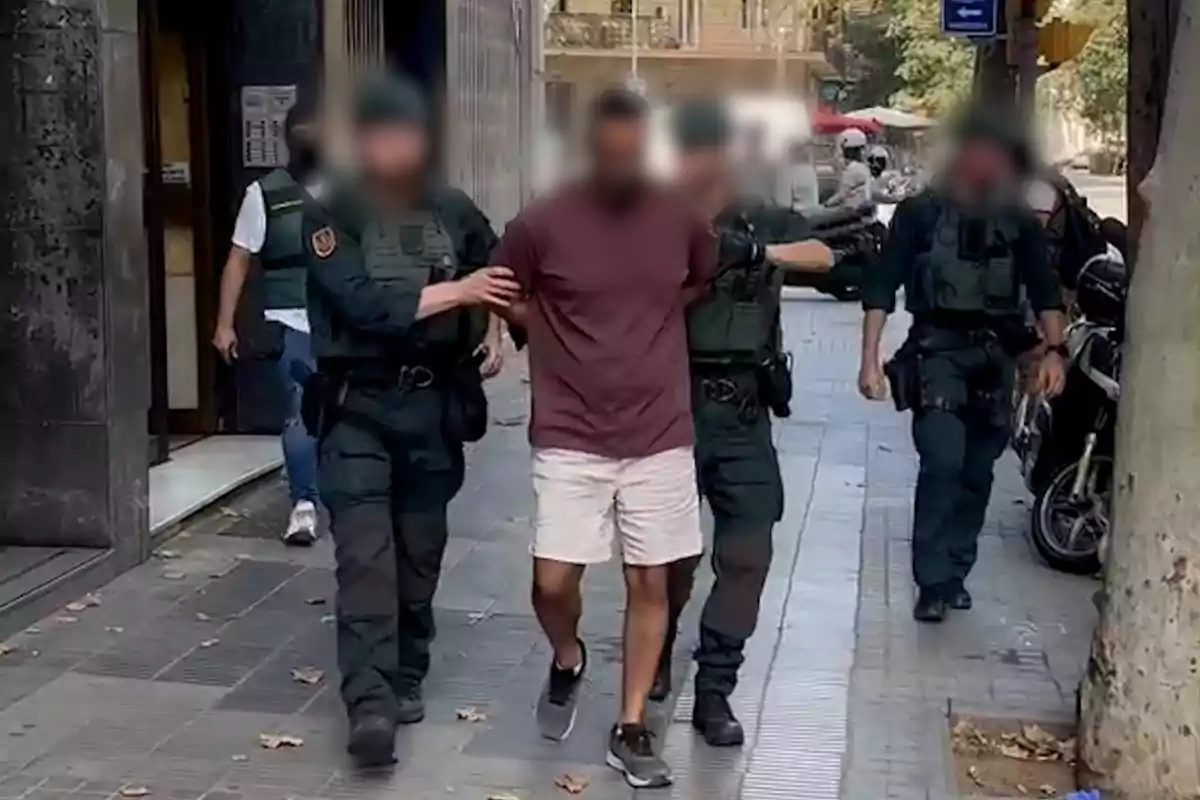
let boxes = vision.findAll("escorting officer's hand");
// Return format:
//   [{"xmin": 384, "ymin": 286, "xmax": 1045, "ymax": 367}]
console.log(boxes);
[
  {"xmin": 475, "ymin": 329, "xmax": 505, "ymax": 380},
  {"xmin": 1037, "ymin": 352, "xmax": 1067, "ymax": 398},
  {"xmin": 457, "ymin": 266, "xmax": 521, "ymax": 308},
  {"xmin": 858, "ymin": 361, "xmax": 888, "ymax": 401},
  {"xmin": 213, "ymin": 325, "xmax": 239, "ymax": 363}
]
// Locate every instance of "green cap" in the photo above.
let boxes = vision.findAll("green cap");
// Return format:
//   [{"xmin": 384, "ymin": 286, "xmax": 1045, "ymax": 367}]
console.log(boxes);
[
  {"xmin": 353, "ymin": 73, "xmax": 428, "ymax": 128},
  {"xmin": 671, "ymin": 98, "xmax": 732, "ymax": 151}
]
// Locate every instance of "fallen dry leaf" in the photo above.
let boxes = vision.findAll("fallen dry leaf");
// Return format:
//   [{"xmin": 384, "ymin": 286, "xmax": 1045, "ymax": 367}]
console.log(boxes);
[
  {"xmin": 25, "ymin": 627, "xmax": 40, "ymax": 635},
  {"xmin": 319, "ymin": 614, "xmax": 335, "ymax": 625},
  {"xmin": 199, "ymin": 639, "xmax": 219, "ymax": 648},
  {"xmin": 120, "ymin": 787, "xmax": 151, "ymax": 798},
  {"xmin": 291, "ymin": 667, "xmax": 325, "ymax": 686},
  {"xmin": 105, "ymin": 627, "xmax": 125, "ymax": 634},
  {"xmin": 54, "ymin": 616, "xmax": 78, "ymax": 624},
  {"xmin": 195, "ymin": 612, "xmax": 212, "ymax": 622},
  {"xmin": 455, "ymin": 706, "xmax": 487, "ymax": 723},
  {"xmin": 155, "ymin": 549, "xmax": 181, "ymax": 559},
  {"xmin": 231, "ymin": 754, "xmax": 248, "ymax": 762},
  {"xmin": 999, "ymin": 742, "xmax": 1031, "ymax": 760},
  {"xmin": 259, "ymin": 733, "xmax": 304, "ymax": 749},
  {"xmin": 0, "ymin": 643, "xmax": 17, "ymax": 657},
  {"xmin": 305, "ymin": 597, "xmax": 326, "ymax": 606},
  {"xmin": 966, "ymin": 766, "xmax": 984, "ymax": 787},
  {"xmin": 162, "ymin": 571, "xmax": 185, "ymax": 580},
  {"xmin": 65, "ymin": 595, "xmax": 100, "ymax": 613},
  {"xmin": 553, "ymin": 773, "xmax": 589, "ymax": 794},
  {"xmin": 487, "ymin": 794, "xmax": 522, "ymax": 800},
  {"xmin": 1039, "ymin": 785, "xmax": 1056, "ymax": 796},
  {"xmin": 1016, "ymin": 785, "xmax": 1028, "ymax": 796}
]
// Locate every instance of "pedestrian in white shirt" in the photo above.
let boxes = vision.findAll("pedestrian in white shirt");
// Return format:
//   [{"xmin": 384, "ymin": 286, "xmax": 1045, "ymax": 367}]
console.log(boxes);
[{"xmin": 213, "ymin": 100, "xmax": 322, "ymax": 545}]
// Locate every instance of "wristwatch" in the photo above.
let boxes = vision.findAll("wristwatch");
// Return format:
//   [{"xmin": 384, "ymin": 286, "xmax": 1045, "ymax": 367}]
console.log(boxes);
[{"xmin": 1047, "ymin": 344, "xmax": 1069, "ymax": 358}]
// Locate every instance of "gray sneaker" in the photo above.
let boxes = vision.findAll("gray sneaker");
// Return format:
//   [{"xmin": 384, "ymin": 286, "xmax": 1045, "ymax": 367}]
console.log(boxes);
[
  {"xmin": 396, "ymin": 686, "xmax": 425, "ymax": 725},
  {"xmin": 535, "ymin": 639, "xmax": 587, "ymax": 740},
  {"xmin": 606, "ymin": 723, "xmax": 672, "ymax": 788}
]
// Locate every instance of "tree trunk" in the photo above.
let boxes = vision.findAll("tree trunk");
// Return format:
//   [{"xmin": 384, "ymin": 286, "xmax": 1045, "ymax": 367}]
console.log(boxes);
[
  {"xmin": 1125, "ymin": 0, "xmax": 1181, "ymax": 266},
  {"xmin": 1078, "ymin": 3, "xmax": 1200, "ymax": 797}
]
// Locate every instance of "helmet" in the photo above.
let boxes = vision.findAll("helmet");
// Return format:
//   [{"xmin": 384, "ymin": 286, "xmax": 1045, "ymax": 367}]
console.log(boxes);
[
  {"xmin": 867, "ymin": 145, "xmax": 889, "ymax": 165},
  {"xmin": 838, "ymin": 128, "xmax": 868, "ymax": 150}
]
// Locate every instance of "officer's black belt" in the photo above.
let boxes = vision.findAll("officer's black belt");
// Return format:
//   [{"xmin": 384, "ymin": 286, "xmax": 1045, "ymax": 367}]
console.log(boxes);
[
  {"xmin": 330, "ymin": 365, "xmax": 443, "ymax": 391},
  {"xmin": 910, "ymin": 324, "xmax": 998, "ymax": 351},
  {"xmin": 698, "ymin": 376, "xmax": 762, "ymax": 424}
]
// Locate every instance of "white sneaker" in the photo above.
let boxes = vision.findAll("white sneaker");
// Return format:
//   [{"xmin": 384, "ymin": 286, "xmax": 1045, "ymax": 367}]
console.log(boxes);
[{"xmin": 284, "ymin": 500, "xmax": 318, "ymax": 546}]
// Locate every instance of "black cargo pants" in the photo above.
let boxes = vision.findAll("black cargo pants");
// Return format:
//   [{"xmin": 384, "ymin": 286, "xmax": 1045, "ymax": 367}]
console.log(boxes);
[
  {"xmin": 908, "ymin": 335, "xmax": 1014, "ymax": 592},
  {"xmin": 668, "ymin": 372, "xmax": 784, "ymax": 697},
  {"xmin": 318, "ymin": 382, "xmax": 465, "ymax": 721}
]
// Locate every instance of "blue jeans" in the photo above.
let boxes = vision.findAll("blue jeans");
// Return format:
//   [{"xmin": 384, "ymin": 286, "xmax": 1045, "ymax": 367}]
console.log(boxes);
[{"xmin": 278, "ymin": 325, "xmax": 319, "ymax": 504}]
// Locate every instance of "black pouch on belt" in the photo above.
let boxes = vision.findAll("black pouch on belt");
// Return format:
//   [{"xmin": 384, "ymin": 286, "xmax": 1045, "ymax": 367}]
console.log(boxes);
[
  {"xmin": 883, "ymin": 350, "xmax": 921, "ymax": 412},
  {"xmin": 300, "ymin": 373, "xmax": 330, "ymax": 438},
  {"xmin": 443, "ymin": 356, "xmax": 489, "ymax": 443},
  {"xmin": 757, "ymin": 351, "xmax": 794, "ymax": 419}
]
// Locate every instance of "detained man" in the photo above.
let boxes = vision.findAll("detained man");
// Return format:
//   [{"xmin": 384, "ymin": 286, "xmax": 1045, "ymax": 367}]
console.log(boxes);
[
  {"xmin": 491, "ymin": 88, "xmax": 715, "ymax": 789},
  {"xmin": 214, "ymin": 99, "xmax": 324, "ymax": 545}
]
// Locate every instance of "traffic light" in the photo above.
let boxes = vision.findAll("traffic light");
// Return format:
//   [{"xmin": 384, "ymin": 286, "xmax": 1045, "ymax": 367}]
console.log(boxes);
[{"xmin": 1038, "ymin": 18, "xmax": 1096, "ymax": 67}]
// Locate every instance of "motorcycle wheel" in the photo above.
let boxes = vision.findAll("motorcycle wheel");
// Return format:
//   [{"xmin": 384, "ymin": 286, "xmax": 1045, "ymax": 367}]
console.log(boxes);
[{"xmin": 1030, "ymin": 456, "xmax": 1112, "ymax": 576}]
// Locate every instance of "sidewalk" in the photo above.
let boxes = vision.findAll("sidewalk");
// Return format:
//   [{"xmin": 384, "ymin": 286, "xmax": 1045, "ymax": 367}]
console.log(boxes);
[{"xmin": 0, "ymin": 295, "xmax": 1097, "ymax": 800}]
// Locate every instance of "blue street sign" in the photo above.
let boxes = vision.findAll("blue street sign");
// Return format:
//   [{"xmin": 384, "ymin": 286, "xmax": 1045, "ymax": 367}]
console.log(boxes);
[{"xmin": 941, "ymin": 0, "xmax": 998, "ymax": 37}]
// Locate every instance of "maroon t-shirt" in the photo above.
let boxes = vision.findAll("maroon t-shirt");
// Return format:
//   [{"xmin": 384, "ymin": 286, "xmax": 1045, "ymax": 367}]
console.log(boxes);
[{"xmin": 494, "ymin": 182, "xmax": 717, "ymax": 459}]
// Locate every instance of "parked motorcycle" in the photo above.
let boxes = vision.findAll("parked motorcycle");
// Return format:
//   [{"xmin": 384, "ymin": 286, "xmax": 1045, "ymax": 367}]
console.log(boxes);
[{"xmin": 1012, "ymin": 253, "xmax": 1126, "ymax": 575}]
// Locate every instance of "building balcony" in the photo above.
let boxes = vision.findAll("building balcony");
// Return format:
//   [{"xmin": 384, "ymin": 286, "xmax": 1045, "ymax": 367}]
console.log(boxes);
[
  {"xmin": 545, "ymin": 11, "xmax": 828, "ymax": 59},
  {"xmin": 545, "ymin": 12, "xmax": 683, "ymax": 52}
]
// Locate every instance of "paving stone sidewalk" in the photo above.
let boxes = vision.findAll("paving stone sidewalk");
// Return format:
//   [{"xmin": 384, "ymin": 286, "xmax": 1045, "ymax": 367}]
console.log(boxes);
[{"xmin": 0, "ymin": 296, "xmax": 1099, "ymax": 800}]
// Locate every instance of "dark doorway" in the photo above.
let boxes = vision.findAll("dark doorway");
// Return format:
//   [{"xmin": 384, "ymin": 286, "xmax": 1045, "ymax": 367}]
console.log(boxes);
[
  {"xmin": 141, "ymin": 0, "xmax": 235, "ymax": 466},
  {"xmin": 384, "ymin": 0, "xmax": 448, "ymax": 172}
]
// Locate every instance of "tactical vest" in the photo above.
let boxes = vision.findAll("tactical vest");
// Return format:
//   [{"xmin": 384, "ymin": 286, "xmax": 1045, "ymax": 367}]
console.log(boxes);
[
  {"xmin": 687, "ymin": 219, "xmax": 782, "ymax": 365},
  {"xmin": 318, "ymin": 210, "xmax": 465, "ymax": 360},
  {"xmin": 258, "ymin": 169, "xmax": 310, "ymax": 310},
  {"xmin": 908, "ymin": 207, "xmax": 1021, "ymax": 316}
]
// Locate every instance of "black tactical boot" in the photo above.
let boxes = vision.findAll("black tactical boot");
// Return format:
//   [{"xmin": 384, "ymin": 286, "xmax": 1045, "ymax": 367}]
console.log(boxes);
[
  {"xmin": 913, "ymin": 588, "xmax": 947, "ymax": 623},
  {"xmin": 945, "ymin": 582, "xmax": 973, "ymax": 611},
  {"xmin": 395, "ymin": 685, "xmax": 425, "ymax": 725},
  {"xmin": 691, "ymin": 691, "xmax": 745, "ymax": 747},
  {"xmin": 649, "ymin": 650, "xmax": 672, "ymax": 703},
  {"xmin": 347, "ymin": 714, "xmax": 396, "ymax": 767}
]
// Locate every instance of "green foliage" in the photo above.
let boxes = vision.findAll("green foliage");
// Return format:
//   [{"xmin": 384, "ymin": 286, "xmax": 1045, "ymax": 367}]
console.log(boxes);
[
  {"xmin": 1070, "ymin": 0, "xmax": 1127, "ymax": 145},
  {"xmin": 841, "ymin": 6, "xmax": 904, "ymax": 108},
  {"xmin": 883, "ymin": 0, "xmax": 975, "ymax": 116}
]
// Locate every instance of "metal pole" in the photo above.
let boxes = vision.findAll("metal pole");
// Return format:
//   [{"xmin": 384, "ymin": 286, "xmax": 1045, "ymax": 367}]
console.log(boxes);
[
  {"xmin": 631, "ymin": 0, "xmax": 639, "ymax": 79},
  {"xmin": 1017, "ymin": 0, "xmax": 1038, "ymax": 123}
]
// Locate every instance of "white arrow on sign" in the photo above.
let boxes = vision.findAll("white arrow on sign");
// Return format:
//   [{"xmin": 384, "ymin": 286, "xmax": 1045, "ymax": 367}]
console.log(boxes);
[{"xmin": 958, "ymin": 7, "xmax": 982, "ymax": 16}]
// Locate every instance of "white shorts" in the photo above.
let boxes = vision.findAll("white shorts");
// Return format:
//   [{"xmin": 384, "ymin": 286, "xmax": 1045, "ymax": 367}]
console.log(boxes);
[{"xmin": 531, "ymin": 446, "xmax": 703, "ymax": 567}]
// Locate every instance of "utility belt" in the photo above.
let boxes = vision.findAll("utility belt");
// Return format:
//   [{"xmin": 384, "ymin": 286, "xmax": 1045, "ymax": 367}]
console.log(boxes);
[
  {"xmin": 909, "ymin": 314, "xmax": 1041, "ymax": 356},
  {"xmin": 302, "ymin": 354, "xmax": 488, "ymax": 444},
  {"xmin": 691, "ymin": 349, "xmax": 793, "ymax": 421},
  {"xmin": 883, "ymin": 324, "xmax": 1016, "ymax": 416}
]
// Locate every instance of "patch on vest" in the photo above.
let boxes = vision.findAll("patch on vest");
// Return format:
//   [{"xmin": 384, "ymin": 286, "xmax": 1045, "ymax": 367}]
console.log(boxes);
[{"xmin": 311, "ymin": 227, "xmax": 337, "ymax": 259}]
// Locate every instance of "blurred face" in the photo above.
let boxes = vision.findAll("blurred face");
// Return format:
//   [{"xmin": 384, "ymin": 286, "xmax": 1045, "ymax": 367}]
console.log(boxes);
[
  {"xmin": 356, "ymin": 122, "xmax": 428, "ymax": 183},
  {"xmin": 950, "ymin": 137, "xmax": 1018, "ymax": 194},
  {"xmin": 589, "ymin": 115, "xmax": 647, "ymax": 190}
]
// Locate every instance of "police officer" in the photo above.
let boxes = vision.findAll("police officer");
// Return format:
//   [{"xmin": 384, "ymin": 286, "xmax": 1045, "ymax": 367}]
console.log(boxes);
[
  {"xmin": 214, "ymin": 99, "xmax": 323, "ymax": 545},
  {"xmin": 857, "ymin": 107, "xmax": 1068, "ymax": 623},
  {"xmin": 302, "ymin": 73, "xmax": 519, "ymax": 766},
  {"xmin": 826, "ymin": 128, "xmax": 873, "ymax": 208},
  {"xmin": 656, "ymin": 99, "xmax": 836, "ymax": 747}
]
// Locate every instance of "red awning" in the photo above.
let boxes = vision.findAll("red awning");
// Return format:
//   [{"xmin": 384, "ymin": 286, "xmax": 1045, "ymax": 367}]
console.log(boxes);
[{"xmin": 812, "ymin": 109, "xmax": 882, "ymax": 136}]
